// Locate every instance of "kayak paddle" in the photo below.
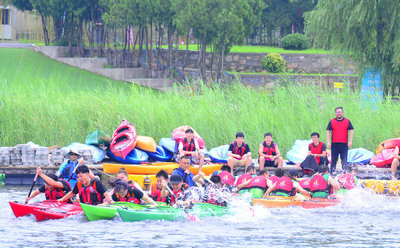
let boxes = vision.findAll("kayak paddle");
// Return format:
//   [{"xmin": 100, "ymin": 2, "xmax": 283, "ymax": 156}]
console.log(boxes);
[
  {"xmin": 26, "ymin": 171, "xmax": 39, "ymax": 204},
  {"xmin": 165, "ymin": 184, "xmax": 199, "ymax": 222},
  {"xmin": 67, "ymin": 158, "xmax": 84, "ymax": 182}
]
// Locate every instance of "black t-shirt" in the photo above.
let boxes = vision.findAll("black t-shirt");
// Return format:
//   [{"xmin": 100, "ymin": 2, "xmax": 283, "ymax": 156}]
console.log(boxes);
[
  {"xmin": 72, "ymin": 178, "xmax": 107, "ymax": 196},
  {"xmin": 228, "ymin": 142, "xmax": 250, "ymax": 155},
  {"xmin": 38, "ymin": 179, "xmax": 71, "ymax": 193},
  {"xmin": 326, "ymin": 118, "xmax": 354, "ymax": 131},
  {"xmin": 112, "ymin": 187, "xmax": 144, "ymax": 201},
  {"xmin": 308, "ymin": 142, "xmax": 327, "ymax": 152}
]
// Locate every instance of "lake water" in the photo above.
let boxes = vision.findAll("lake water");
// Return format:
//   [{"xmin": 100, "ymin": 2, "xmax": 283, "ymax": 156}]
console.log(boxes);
[{"xmin": 1, "ymin": 186, "xmax": 400, "ymax": 248}]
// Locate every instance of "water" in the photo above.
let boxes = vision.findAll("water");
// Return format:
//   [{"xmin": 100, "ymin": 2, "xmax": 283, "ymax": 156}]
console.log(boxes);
[{"xmin": 2, "ymin": 186, "xmax": 400, "ymax": 248}]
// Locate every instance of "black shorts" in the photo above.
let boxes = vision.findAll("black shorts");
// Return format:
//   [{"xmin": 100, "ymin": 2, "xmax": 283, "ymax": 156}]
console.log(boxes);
[{"xmin": 264, "ymin": 160, "xmax": 277, "ymax": 167}]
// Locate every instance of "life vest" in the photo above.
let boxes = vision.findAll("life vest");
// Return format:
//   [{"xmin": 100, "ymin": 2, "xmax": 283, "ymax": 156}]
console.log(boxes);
[
  {"xmin": 44, "ymin": 179, "xmax": 71, "ymax": 201},
  {"xmin": 330, "ymin": 118, "xmax": 350, "ymax": 143},
  {"xmin": 248, "ymin": 176, "xmax": 268, "ymax": 190},
  {"xmin": 166, "ymin": 183, "xmax": 189, "ymax": 205},
  {"xmin": 231, "ymin": 142, "xmax": 247, "ymax": 158},
  {"xmin": 310, "ymin": 174, "xmax": 331, "ymax": 196},
  {"xmin": 115, "ymin": 186, "xmax": 141, "ymax": 204},
  {"xmin": 62, "ymin": 160, "xmax": 79, "ymax": 180},
  {"xmin": 235, "ymin": 174, "xmax": 253, "ymax": 187},
  {"xmin": 299, "ymin": 178, "xmax": 311, "ymax": 191},
  {"xmin": 150, "ymin": 184, "xmax": 165, "ymax": 202},
  {"xmin": 218, "ymin": 171, "xmax": 235, "ymax": 186},
  {"xmin": 182, "ymin": 138, "xmax": 196, "ymax": 152},
  {"xmin": 262, "ymin": 141, "xmax": 276, "ymax": 161},
  {"xmin": 337, "ymin": 173, "xmax": 356, "ymax": 190},
  {"xmin": 309, "ymin": 142, "xmax": 324, "ymax": 164},
  {"xmin": 269, "ymin": 175, "xmax": 279, "ymax": 185},
  {"xmin": 274, "ymin": 176, "xmax": 295, "ymax": 196},
  {"xmin": 77, "ymin": 179, "xmax": 102, "ymax": 205}
]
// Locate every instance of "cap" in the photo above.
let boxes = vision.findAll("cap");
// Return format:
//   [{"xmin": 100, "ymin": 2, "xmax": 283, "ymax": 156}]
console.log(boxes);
[
  {"xmin": 169, "ymin": 174, "xmax": 183, "ymax": 184},
  {"xmin": 68, "ymin": 148, "xmax": 80, "ymax": 156}
]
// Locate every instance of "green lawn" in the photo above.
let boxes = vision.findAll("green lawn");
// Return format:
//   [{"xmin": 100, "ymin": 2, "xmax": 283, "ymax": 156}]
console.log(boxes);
[{"xmin": 0, "ymin": 48, "xmax": 398, "ymax": 156}]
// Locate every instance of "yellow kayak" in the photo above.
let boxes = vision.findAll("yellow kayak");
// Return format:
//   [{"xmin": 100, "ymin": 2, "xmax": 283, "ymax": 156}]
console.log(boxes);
[
  {"xmin": 252, "ymin": 195, "xmax": 308, "ymax": 208},
  {"xmin": 359, "ymin": 179, "xmax": 400, "ymax": 195},
  {"xmin": 128, "ymin": 174, "xmax": 156, "ymax": 190}
]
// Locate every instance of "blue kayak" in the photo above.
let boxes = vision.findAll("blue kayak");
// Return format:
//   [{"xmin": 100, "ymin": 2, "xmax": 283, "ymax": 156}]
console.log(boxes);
[
  {"xmin": 107, "ymin": 148, "xmax": 149, "ymax": 164},
  {"xmin": 147, "ymin": 146, "xmax": 174, "ymax": 162},
  {"xmin": 286, "ymin": 139, "xmax": 312, "ymax": 164},
  {"xmin": 347, "ymin": 148, "xmax": 375, "ymax": 164},
  {"xmin": 209, "ymin": 145, "xmax": 229, "ymax": 163},
  {"xmin": 159, "ymin": 138, "xmax": 177, "ymax": 153}
]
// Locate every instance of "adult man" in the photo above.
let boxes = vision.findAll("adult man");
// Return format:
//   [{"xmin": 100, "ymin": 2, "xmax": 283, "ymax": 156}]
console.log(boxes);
[
  {"xmin": 26, "ymin": 167, "xmax": 72, "ymax": 203},
  {"xmin": 171, "ymin": 155, "xmax": 201, "ymax": 187},
  {"xmin": 57, "ymin": 149, "xmax": 84, "ymax": 188},
  {"xmin": 149, "ymin": 169, "xmax": 169, "ymax": 202},
  {"xmin": 258, "ymin": 133, "xmax": 283, "ymax": 170},
  {"xmin": 307, "ymin": 132, "xmax": 327, "ymax": 165},
  {"xmin": 58, "ymin": 165, "xmax": 112, "ymax": 205},
  {"xmin": 161, "ymin": 174, "xmax": 191, "ymax": 206},
  {"xmin": 390, "ymin": 146, "xmax": 400, "ymax": 180},
  {"xmin": 326, "ymin": 107, "xmax": 354, "ymax": 174},
  {"xmin": 235, "ymin": 165, "xmax": 256, "ymax": 193},
  {"xmin": 177, "ymin": 128, "xmax": 205, "ymax": 171},
  {"xmin": 227, "ymin": 132, "xmax": 252, "ymax": 174}
]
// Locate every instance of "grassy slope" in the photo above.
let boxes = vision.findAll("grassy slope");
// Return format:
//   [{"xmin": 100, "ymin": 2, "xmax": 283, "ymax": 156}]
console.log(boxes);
[{"xmin": 0, "ymin": 48, "xmax": 398, "ymax": 157}]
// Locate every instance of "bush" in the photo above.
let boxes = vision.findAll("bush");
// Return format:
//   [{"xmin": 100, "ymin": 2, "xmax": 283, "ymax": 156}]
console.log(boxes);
[
  {"xmin": 261, "ymin": 53, "xmax": 286, "ymax": 73},
  {"xmin": 281, "ymin": 33, "xmax": 311, "ymax": 50}
]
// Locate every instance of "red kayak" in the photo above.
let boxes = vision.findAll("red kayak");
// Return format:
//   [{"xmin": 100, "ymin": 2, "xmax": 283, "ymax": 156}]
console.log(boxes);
[
  {"xmin": 9, "ymin": 200, "xmax": 81, "ymax": 218},
  {"xmin": 110, "ymin": 119, "xmax": 138, "ymax": 159},
  {"xmin": 376, "ymin": 138, "xmax": 400, "ymax": 154},
  {"xmin": 370, "ymin": 148, "xmax": 394, "ymax": 168},
  {"xmin": 301, "ymin": 198, "xmax": 340, "ymax": 209},
  {"xmin": 32, "ymin": 203, "xmax": 83, "ymax": 221}
]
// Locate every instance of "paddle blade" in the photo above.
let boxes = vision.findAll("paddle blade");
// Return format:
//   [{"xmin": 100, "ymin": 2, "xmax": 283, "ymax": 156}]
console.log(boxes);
[{"xmin": 186, "ymin": 211, "xmax": 199, "ymax": 222}]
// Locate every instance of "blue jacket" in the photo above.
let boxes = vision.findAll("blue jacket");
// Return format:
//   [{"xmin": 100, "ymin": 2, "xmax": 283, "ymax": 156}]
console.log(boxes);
[
  {"xmin": 171, "ymin": 167, "xmax": 195, "ymax": 187},
  {"xmin": 58, "ymin": 160, "xmax": 79, "ymax": 188}
]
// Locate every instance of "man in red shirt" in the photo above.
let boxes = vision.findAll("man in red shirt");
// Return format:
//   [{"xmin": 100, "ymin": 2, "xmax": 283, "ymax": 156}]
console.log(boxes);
[{"xmin": 326, "ymin": 107, "xmax": 354, "ymax": 175}]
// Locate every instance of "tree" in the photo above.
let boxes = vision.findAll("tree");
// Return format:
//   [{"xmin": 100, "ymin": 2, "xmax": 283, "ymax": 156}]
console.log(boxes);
[{"xmin": 305, "ymin": 0, "xmax": 400, "ymax": 94}]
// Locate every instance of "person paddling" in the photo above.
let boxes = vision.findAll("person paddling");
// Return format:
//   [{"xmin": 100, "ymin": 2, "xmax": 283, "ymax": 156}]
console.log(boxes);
[
  {"xmin": 335, "ymin": 164, "xmax": 359, "ymax": 193},
  {"xmin": 56, "ymin": 149, "xmax": 84, "ymax": 188},
  {"xmin": 265, "ymin": 168, "xmax": 310, "ymax": 198},
  {"xmin": 309, "ymin": 165, "xmax": 340, "ymax": 198},
  {"xmin": 58, "ymin": 165, "xmax": 112, "ymax": 205},
  {"xmin": 26, "ymin": 167, "xmax": 72, "ymax": 203},
  {"xmin": 110, "ymin": 179, "xmax": 157, "ymax": 206},
  {"xmin": 171, "ymin": 155, "xmax": 202, "ymax": 187},
  {"xmin": 247, "ymin": 170, "xmax": 273, "ymax": 198},
  {"xmin": 149, "ymin": 170, "xmax": 169, "ymax": 202},
  {"xmin": 235, "ymin": 165, "xmax": 256, "ymax": 193},
  {"xmin": 161, "ymin": 174, "xmax": 192, "ymax": 206}
]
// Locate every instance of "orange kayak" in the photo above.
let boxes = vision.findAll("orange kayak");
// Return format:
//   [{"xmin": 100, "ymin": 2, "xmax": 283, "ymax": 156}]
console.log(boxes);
[
  {"xmin": 252, "ymin": 195, "xmax": 304, "ymax": 208},
  {"xmin": 301, "ymin": 198, "xmax": 340, "ymax": 209}
]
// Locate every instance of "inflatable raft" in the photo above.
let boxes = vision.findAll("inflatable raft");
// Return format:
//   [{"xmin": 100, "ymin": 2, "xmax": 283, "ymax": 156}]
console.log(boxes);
[
  {"xmin": 376, "ymin": 138, "xmax": 400, "ymax": 154},
  {"xmin": 370, "ymin": 149, "xmax": 394, "ymax": 167}
]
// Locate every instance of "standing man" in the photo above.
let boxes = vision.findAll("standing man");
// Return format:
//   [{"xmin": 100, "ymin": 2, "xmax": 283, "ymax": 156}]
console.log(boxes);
[
  {"xmin": 326, "ymin": 107, "xmax": 354, "ymax": 174},
  {"xmin": 227, "ymin": 132, "xmax": 252, "ymax": 175}
]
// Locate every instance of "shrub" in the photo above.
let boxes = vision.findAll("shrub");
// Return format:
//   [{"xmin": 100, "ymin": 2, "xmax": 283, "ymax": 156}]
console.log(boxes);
[
  {"xmin": 281, "ymin": 33, "xmax": 311, "ymax": 50},
  {"xmin": 261, "ymin": 53, "xmax": 286, "ymax": 73}
]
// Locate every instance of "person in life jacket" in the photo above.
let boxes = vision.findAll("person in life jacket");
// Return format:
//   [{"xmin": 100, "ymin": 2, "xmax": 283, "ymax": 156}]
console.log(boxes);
[
  {"xmin": 246, "ymin": 170, "xmax": 273, "ymax": 198},
  {"xmin": 149, "ymin": 169, "xmax": 169, "ymax": 202},
  {"xmin": 161, "ymin": 174, "xmax": 192, "ymax": 206},
  {"xmin": 26, "ymin": 167, "xmax": 72, "ymax": 203},
  {"xmin": 235, "ymin": 165, "xmax": 256, "ymax": 193},
  {"xmin": 390, "ymin": 146, "xmax": 400, "ymax": 180},
  {"xmin": 335, "ymin": 164, "xmax": 359, "ymax": 194},
  {"xmin": 171, "ymin": 155, "xmax": 202, "ymax": 187},
  {"xmin": 177, "ymin": 128, "xmax": 205, "ymax": 172},
  {"xmin": 227, "ymin": 132, "xmax": 252, "ymax": 175},
  {"xmin": 326, "ymin": 107, "xmax": 354, "ymax": 174},
  {"xmin": 310, "ymin": 165, "xmax": 340, "ymax": 198},
  {"xmin": 203, "ymin": 175, "xmax": 229, "ymax": 206},
  {"xmin": 58, "ymin": 165, "xmax": 112, "ymax": 205},
  {"xmin": 109, "ymin": 179, "xmax": 157, "ymax": 206},
  {"xmin": 56, "ymin": 149, "xmax": 84, "ymax": 188},
  {"xmin": 258, "ymin": 133, "xmax": 283, "ymax": 170},
  {"xmin": 307, "ymin": 132, "xmax": 327, "ymax": 166},
  {"xmin": 265, "ymin": 168, "xmax": 310, "ymax": 198},
  {"xmin": 211, "ymin": 165, "xmax": 232, "ymax": 177}
]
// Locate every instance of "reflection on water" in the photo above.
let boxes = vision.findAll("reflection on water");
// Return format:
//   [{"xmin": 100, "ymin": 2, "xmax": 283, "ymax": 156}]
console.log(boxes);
[{"xmin": 1, "ymin": 186, "xmax": 400, "ymax": 247}]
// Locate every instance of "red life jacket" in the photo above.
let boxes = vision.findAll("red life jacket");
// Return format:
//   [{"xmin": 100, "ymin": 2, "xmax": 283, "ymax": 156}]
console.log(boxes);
[
  {"xmin": 269, "ymin": 175, "xmax": 279, "ymax": 185},
  {"xmin": 150, "ymin": 184, "xmax": 165, "ymax": 202},
  {"xmin": 337, "ymin": 173, "xmax": 356, "ymax": 190},
  {"xmin": 330, "ymin": 118, "xmax": 350, "ymax": 143},
  {"xmin": 77, "ymin": 179, "xmax": 102, "ymax": 205},
  {"xmin": 247, "ymin": 176, "xmax": 268, "ymax": 189},
  {"xmin": 309, "ymin": 142, "xmax": 324, "ymax": 164},
  {"xmin": 44, "ymin": 179, "xmax": 71, "ymax": 201},
  {"xmin": 182, "ymin": 138, "xmax": 196, "ymax": 152},
  {"xmin": 115, "ymin": 186, "xmax": 141, "ymax": 204},
  {"xmin": 235, "ymin": 174, "xmax": 253, "ymax": 187},
  {"xmin": 166, "ymin": 183, "xmax": 189, "ymax": 205},
  {"xmin": 231, "ymin": 142, "xmax": 247, "ymax": 158},
  {"xmin": 299, "ymin": 178, "xmax": 311, "ymax": 191},
  {"xmin": 274, "ymin": 176, "xmax": 294, "ymax": 195},
  {"xmin": 262, "ymin": 141, "xmax": 276, "ymax": 161},
  {"xmin": 218, "ymin": 171, "xmax": 235, "ymax": 186},
  {"xmin": 310, "ymin": 174, "xmax": 329, "ymax": 193}
]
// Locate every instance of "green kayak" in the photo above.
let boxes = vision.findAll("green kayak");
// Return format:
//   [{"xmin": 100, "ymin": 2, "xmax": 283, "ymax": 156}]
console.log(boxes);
[
  {"xmin": 85, "ymin": 129, "xmax": 112, "ymax": 147},
  {"xmin": 118, "ymin": 202, "xmax": 230, "ymax": 222}
]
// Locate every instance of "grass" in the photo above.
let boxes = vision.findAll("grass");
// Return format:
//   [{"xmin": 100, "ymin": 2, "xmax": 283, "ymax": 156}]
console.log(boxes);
[{"xmin": 0, "ymin": 48, "xmax": 399, "ymax": 159}]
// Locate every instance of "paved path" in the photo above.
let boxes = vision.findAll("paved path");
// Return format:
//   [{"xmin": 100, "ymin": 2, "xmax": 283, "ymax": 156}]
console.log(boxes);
[{"xmin": 0, "ymin": 43, "xmax": 34, "ymax": 48}]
